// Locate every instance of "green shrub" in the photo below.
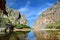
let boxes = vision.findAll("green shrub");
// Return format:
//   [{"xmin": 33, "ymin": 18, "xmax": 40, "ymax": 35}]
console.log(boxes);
[
  {"xmin": 13, "ymin": 24, "xmax": 31, "ymax": 29},
  {"xmin": 46, "ymin": 21, "xmax": 60, "ymax": 29}
]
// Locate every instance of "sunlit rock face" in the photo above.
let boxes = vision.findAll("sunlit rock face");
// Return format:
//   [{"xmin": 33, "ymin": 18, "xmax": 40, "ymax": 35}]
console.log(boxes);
[
  {"xmin": 6, "ymin": 7, "xmax": 20, "ymax": 24},
  {"xmin": 20, "ymin": 14, "xmax": 28, "ymax": 25},
  {"xmin": 0, "ymin": 7, "xmax": 28, "ymax": 27},
  {"xmin": 0, "ymin": 6, "xmax": 20, "ymax": 30},
  {"xmin": 33, "ymin": 1, "xmax": 60, "ymax": 29},
  {"xmin": 0, "ymin": 0, "xmax": 28, "ymax": 28},
  {"xmin": 4, "ymin": 7, "xmax": 28, "ymax": 25}
]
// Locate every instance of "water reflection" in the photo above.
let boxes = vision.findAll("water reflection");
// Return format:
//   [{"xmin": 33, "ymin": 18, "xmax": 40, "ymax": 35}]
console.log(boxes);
[
  {"xmin": 0, "ymin": 30, "xmax": 60, "ymax": 40},
  {"xmin": 0, "ymin": 31, "xmax": 30, "ymax": 40},
  {"xmin": 26, "ymin": 31, "xmax": 37, "ymax": 40},
  {"xmin": 33, "ymin": 30, "xmax": 60, "ymax": 40}
]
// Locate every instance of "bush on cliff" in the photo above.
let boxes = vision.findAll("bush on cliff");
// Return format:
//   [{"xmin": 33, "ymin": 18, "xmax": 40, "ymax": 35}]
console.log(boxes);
[
  {"xmin": 12, "ymin": 23, "xmax": 31, "ymax": 29},
  {"xmin": 46, "ymin": 21, "xmax": 60, "ymax": 29}
]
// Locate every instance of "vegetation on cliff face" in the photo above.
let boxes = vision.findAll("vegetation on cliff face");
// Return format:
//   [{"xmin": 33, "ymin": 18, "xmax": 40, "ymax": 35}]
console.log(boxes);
[
  {"xmin": 0, "ymin": 7, "xmax": 30, "ymax": 29},
  {"xmin": 0, "ymin": 11, "xmax": 30, "ymax": 31},
  {"xmin": 13, "ymin": 23, "xmax": 31, "ymax": 29},
  {"xmin": 6, "ymin": 7, "xmax": 30, "ymax": 28},
  {"xmin": 33, "ymin": 1, "xmax": 60, "ymax": 29},
  {"xmin": 0, "ymin": 12, "xmax": 10, "ymax": 28},
  {"xmin": 0, "ymin": 0, "xmax": 30, "ymax": 32},
  {"xmin": 46, "ymin": 21, "xmax": 60, "ymax": 29}
]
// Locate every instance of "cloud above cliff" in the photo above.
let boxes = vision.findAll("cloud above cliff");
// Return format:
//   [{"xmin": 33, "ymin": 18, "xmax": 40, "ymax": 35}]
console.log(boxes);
[{"xmin": 6, "ymin": 0, "xmax": 58, "ymax": 27}]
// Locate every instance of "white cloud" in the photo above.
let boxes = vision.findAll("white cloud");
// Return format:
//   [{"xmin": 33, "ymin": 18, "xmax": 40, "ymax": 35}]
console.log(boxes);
[
  {"xmin": 6, "ymin": 0, "xmax": 15, "ymax": 6},
  {"xmin": 47, "ymin": 2, "xmax": 53, "ymax": 6},
  {"xmin": 25, "ymin": 1, "xmax": 31, "ymax": 7},
  {"xmin": 19, "ymin": 1, "xmax": 30, "ymax": 12},
  {"xmin": 19, "ymin": 8, "xmax": 28, "ymax": 12},
  {"xmin": 18, "ymin": 1, "xmax": 54, "ymax": 27}
]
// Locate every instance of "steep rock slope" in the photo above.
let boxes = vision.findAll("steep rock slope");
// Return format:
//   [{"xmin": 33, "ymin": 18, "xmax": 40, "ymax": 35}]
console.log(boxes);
[
  {"xmin": 33, "ymin": 1, "xmax": 60, "ymax": 29},
  {"xmin": 0, "ymin": 7, "xmax": 28, "ymax": 27},
  {"xmin": 0, "ymin": 0, "xmax": 28, "ymax": 28}
]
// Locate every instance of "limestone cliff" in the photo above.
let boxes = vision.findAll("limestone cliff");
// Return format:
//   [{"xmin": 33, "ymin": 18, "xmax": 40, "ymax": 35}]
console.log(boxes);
[
  {"xmin": 20, "ymin": 14, "xmax": 28, "ymax": 25},
  {"xmin": 6, "ymin": 7, "xmax": 20, "ymax": 24},
  {"xmin": 0, "ymin": 0, "xmax": 28, "ymax": 28},
  {"xmin": 33, "ymin": 1, "xmax": 60, "ymax": 29},
  {"xmin": 0, "ymin": 7, "xmax": 28, "ymax": 26}
]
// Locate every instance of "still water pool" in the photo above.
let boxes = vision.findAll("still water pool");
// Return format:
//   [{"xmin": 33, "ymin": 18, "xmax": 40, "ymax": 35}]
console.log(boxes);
[{"xmin": 0, "ymin": 30, "xmax": 60, "ymax": 40}]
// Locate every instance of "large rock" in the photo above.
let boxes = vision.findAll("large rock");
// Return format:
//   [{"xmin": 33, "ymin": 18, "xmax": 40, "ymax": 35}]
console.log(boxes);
[{"xmin": 33, "ymin": 1, "xmax": 60, "ymax": 29}]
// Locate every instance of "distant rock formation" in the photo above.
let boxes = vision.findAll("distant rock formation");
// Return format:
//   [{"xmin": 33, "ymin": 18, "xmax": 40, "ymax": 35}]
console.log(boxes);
[
  {"xmin": 33, "ymin": 1, "xmax": 60, "ymax": 29},
  {"xmin": 20, "ymin": 14, "xmax": 28, "ymax": 25}
]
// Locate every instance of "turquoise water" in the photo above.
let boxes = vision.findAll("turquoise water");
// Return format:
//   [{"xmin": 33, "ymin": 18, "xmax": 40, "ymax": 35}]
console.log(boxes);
[{"xmin": 0, "ymin": 30, "xmax": 60, "ymax": 40}]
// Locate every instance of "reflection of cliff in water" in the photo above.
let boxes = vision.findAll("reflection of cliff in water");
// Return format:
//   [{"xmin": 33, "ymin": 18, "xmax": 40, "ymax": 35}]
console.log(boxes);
[
  {"xmin": 0, "ymin": 31, "xmax": 30, "ymax": 40},
  {"xmin": 33, "ymin": 30, "xmax": 60, "ymax": 40}
]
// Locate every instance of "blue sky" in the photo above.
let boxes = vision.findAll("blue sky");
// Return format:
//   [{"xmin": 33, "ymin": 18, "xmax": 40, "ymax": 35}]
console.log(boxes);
[{"xmin": 6, "ymin": 0, "xmax": 58, "ymax": 27}]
